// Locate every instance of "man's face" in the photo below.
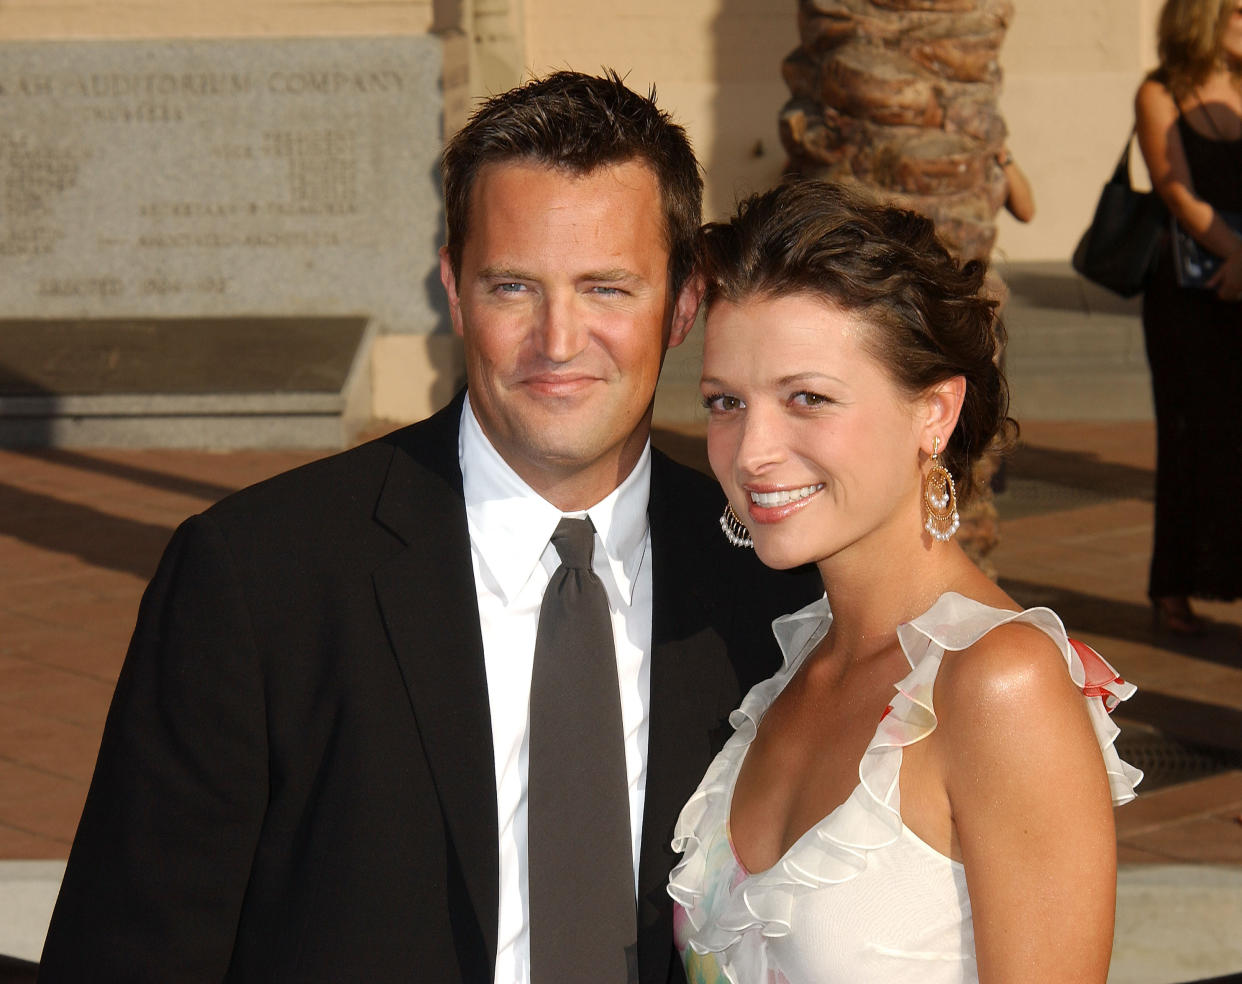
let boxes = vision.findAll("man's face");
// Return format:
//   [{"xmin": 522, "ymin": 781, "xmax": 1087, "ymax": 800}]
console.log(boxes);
[{"xmin": 440, "ymin": 159, "xmax": 699, "ymax": 509}]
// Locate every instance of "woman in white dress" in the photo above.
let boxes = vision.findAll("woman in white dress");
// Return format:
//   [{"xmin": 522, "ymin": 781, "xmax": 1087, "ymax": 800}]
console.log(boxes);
[{"xmin": 669, "ymin": 180, "xmax": 1141, "ymax": 984}]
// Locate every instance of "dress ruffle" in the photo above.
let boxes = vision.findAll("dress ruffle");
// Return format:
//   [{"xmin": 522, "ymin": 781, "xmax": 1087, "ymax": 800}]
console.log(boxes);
[{"xmin": 668, "ymin": 592, "xmax": 1142, "ymax": 966}]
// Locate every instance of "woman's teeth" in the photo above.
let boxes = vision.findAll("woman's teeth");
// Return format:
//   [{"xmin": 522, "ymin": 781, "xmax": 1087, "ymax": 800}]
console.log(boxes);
[{"xmin": 749, "ymin": 484, "xmax": 823, "ymax": 508}]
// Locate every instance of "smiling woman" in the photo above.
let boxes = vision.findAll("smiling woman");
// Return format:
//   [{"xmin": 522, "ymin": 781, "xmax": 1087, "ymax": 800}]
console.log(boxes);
[{"xmin": 668, "ymin": 180, "xmax": 1143, "ymax": 984}]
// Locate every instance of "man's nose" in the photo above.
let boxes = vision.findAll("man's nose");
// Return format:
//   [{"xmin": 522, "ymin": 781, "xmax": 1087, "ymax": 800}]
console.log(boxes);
[{"xmin": 535, "ymin": 291, "xmax": 589, "ymax": 363}]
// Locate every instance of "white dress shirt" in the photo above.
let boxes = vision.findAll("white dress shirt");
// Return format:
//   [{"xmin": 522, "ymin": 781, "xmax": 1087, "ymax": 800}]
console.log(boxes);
[{"xmin": 458, "ymin": 395, "xmax": 654, "ymax": 984}]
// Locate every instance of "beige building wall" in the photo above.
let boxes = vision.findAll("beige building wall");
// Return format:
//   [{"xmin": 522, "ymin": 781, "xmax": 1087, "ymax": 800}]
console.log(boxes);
[
  {"xmin": 0, "ymin": 0, "xmax": 435, "ymax": 38},
  {"xmin": 995, "ymin": 0, "xmax": 1162, "ymax": 263},
  {"xmin": 522, "ymin": 0, "xmax": 799, "ymax": 223}
]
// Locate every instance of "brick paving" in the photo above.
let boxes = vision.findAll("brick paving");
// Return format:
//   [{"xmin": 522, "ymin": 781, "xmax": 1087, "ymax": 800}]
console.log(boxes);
[
  {"xmin": 0, "ymin": 446, "xmax": 319, "ymax": 859},
  {"xmin": 1, "ymin": 421, "xmax": 1240, "ymax": 865}
]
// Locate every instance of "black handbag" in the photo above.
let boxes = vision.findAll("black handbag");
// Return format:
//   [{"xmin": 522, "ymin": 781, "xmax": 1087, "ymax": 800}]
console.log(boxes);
[{"xmin": 1071, "ymin": 128, "xmax": 1167, "ymax": 298}]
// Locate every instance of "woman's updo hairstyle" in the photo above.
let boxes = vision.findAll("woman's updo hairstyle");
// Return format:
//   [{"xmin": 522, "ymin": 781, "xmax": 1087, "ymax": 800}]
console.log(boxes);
[{"xmin": 699, "ymin": 179, "xmax": 1015, "ymax": 501}]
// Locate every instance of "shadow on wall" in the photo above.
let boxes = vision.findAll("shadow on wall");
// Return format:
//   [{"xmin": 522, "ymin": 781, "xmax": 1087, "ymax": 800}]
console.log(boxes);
[{"xmin": 705, "ymin": 0, "xmax": 799, "ymax": 221}]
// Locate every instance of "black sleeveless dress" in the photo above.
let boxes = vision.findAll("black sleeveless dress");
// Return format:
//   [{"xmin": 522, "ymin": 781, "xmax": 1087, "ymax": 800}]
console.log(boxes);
[{"xmin": 1140, "ymin": 113, "xmax": 1242, "ymax": 601}]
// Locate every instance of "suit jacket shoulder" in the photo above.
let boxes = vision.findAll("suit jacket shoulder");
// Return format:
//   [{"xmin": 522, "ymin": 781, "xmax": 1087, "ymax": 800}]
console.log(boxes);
[{"xmin": 40, "ymin": 395, "xmax": 495, "ymax": 984}]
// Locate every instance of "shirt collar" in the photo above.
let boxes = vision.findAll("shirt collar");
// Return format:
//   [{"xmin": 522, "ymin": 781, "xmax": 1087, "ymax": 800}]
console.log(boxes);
[{"xmin": 458, "ymin": 393, "xmax": 651, "ymax": 606}]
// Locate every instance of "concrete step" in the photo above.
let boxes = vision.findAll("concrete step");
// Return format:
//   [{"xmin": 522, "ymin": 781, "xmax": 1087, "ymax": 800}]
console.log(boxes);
[
  {"xmin": 998, "ymin": 260, "xmax": 1153, "ymax": 421},
  {"xmin": 0, "ymin": 317, "xmax": 372, "ymax": 448},
  {"xmin": 0, "ymin": 861, "xmax": 61, "ymax": 964},
  {"xmin": 1110, "ymin": 864, "xmax": 1242, "ymax": 984}
]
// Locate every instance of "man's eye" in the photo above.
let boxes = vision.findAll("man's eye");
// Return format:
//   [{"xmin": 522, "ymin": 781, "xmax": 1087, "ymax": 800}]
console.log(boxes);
[
  {"xmin": 701, "ymin": 393, "xmax": 743, "ymax": 412},
  {"xmin": 496, "ymin": 282, "xmax": 526, "ymax": 293},
  {"xmin": 591, "ymin": 286, "xmax": 624, "ymax": 296}
]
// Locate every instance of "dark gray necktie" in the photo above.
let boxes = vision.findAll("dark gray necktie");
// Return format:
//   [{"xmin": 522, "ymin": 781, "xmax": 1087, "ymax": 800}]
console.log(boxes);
[{"xmin": 528, "ymin": 517, "xmax": 638, "ymax": 983}]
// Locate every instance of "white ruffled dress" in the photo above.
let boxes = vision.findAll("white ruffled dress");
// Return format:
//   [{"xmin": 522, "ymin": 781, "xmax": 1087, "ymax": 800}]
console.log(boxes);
[{"xmin": 668, "ymin": 592, "xmax": 1142, "ymax": 984}]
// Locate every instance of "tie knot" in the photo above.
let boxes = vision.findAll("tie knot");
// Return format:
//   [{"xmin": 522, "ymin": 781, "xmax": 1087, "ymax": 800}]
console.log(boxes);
[{"xmin": 551, "ymin": 517, "xmax": 596, "ymax": 570}]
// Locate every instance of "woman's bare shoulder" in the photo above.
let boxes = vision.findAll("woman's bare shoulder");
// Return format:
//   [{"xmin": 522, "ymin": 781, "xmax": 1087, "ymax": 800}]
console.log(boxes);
[
  {"xmin": 1137, "ymin": 77, "xmax": 1177, "ymax": 121},
  {"xmin": 932, "ymin": 612, "xmax": 1084, "ymax": 747}
]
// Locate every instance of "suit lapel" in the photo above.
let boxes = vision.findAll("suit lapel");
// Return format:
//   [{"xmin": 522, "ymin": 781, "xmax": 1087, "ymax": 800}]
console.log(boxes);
[
  {"xmin": 371, "ymin": 394, "xmax": 500, "ymax": 970},
  {"xmin": 638, "ymin": 452, "xmax": 735, "ymax": 984}
]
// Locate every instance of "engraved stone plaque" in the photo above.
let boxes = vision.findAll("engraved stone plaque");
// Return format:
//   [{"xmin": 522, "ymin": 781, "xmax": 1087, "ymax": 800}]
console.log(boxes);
[{"xmin": 0, "ymin": 36, "xmax": 449, "ymax": 335}]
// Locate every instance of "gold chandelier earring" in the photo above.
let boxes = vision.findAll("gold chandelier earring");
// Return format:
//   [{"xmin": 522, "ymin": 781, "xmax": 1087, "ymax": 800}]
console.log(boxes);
[
  {"xmin": 922, "ymin": 436, "xmax": 960, "ymax": 542},
  {"xmin": 719, "ymin": 502, "xmax": 753, "ymax": 548}
]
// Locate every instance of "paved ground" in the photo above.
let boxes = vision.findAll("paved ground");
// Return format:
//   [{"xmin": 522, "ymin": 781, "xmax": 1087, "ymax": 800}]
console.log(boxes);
[{"xmin": 1, "ymin": 418, "xmax": 1240, "ymax": 979}]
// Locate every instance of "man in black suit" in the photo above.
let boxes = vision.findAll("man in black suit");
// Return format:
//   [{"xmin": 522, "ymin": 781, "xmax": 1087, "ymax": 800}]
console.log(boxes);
[{"xmin": 39, "ymin": 71, "xmax": 819, "ymax": 983}]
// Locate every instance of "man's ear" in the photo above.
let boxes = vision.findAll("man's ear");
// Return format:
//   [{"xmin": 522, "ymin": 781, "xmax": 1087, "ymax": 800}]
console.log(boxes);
[
  {"xmin": 439, "ymin": 246, "xmax": 466, "ymax": 338},
  {"xmin": 920, "ymin": 375, "xmax": 967, "ymax": 452},
  {"xmin": 667, "ymin": 273, "xmax": 706, "ymax": 350}
]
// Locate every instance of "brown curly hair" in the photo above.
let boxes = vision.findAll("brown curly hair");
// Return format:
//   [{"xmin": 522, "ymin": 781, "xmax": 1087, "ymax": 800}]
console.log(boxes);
[
  {"xmin": 698, "ymin": 179, "xmax": 1016, "ymax": 500},
  {"xmin": 441, "ymin": 69, "xmax": 703, "ymax": 297}
]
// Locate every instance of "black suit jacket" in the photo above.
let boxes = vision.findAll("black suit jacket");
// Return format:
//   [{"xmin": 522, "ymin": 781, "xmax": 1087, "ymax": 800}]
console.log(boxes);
[{"xmin": 39, "ymin": 393, "xmax": 821, "ymax": 983}]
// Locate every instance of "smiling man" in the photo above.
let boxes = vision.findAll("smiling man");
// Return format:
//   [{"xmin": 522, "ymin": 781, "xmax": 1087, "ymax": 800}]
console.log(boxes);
[
  {"xmin": 441, "ymin": 156, "xmax": 687, "ymax": 510},
  {"xmin": 40, "ymin": 71, "xmax": 820, "ymax": 984}
]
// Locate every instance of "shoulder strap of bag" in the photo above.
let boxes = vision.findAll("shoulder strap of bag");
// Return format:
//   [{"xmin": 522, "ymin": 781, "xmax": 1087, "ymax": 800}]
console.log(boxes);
[{"xmin": 1110, "ymin": 126, "xmax": 1138, "ymax": 187}]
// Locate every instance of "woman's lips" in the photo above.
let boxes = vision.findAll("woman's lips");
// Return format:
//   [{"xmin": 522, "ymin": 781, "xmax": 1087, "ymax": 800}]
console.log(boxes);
[{"xmin": 745, "ymin": 483, "xmax": 824, "ymax": 524}]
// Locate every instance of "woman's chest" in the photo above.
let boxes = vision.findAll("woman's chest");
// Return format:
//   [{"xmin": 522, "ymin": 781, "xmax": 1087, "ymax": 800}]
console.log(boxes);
[{"xmin": 730, "ymin": 673, "xmax": 896, "ymax": 871}]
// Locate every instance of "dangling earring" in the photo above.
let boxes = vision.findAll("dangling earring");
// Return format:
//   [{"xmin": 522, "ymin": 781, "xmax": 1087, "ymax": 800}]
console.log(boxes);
[
  {"xmin": 719, "ymin": 502, "xmax": 753, "ymax": 548},
  {"xmin": 923, "ymin": 436, "xmax": 960, "ymax": 542}
]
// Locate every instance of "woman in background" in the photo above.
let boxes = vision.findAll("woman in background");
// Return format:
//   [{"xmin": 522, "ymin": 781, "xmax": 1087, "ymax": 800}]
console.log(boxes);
[
  {"xmin": 668, "ymin": 180, "xmax": 1141, "ymax": 983},
  {"xmin": 1136, "ymin": 0, "xmax": 1242, "ymax": 632}
]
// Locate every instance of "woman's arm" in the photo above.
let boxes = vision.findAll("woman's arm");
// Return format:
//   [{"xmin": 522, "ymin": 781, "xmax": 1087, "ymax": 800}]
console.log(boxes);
[
  {"xmin": 938, "ymin": 622, "xmax": 1117, "ymax": 983},
  {"xmin": 997, "ymin": 149, "xmax": 1035, "ymax": 223},
  {"xmin": 1136, "ymin": 78, "xmax": 1242, "ymax": 298}
]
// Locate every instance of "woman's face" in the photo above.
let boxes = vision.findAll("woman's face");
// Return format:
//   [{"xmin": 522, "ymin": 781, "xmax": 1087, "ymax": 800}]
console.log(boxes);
[{"xmin": 700, "ymin": 292, "xmax": 927, "ymax": 573}]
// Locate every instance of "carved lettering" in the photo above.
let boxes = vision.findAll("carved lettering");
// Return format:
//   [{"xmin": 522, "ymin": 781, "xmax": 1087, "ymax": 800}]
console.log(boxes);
[
  {"xmin": 63, "ymin": 72, "xmax": 254, "ymax": 99},
  {"xmin": 139, "ymin": 275, "xmax": 228, "ymax": 296},
  {"xmin": 137, "ymin": 232, "xmax": 239, "ymax": 248},
  {"xmin": 140, "ymin": 201, "xmax": 249, "ymax": 219},
  {"xmin": 261, "ymin": 129, "xmax": 358, "ymax": 212},
  {"xmin": 266, "ymin": 70, "xmax": 404, "ymax": 95},
  {"xmin": 0, "ymin": 228, "xmax": 62, "ymax": 255},
  {"xmin": 37, "ymin": 276, "xmax": 125, "ymax": 297},
  {"xmin": 1, "ymin": 136, "xmax": 80, "ymax": 218},
  {"xmin": 86, "ymin": 103, "xmax": 185, "ymax": 124},
  {"xmin": 135, "ymin": 230, "xmax": 341, "ymax": 248},
  {"xmin": 210, "ymin": 143, "xmax": 255, "ymax": 160},
  {"xmin": 19, "ymin": 76, "xmax": 54, "ymax": 97}
]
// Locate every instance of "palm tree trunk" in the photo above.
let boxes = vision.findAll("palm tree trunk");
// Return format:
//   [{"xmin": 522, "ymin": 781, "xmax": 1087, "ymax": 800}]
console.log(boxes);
[{"xmin": 780, "ymin": 0, "xmax": 1014, "ymax": 262}]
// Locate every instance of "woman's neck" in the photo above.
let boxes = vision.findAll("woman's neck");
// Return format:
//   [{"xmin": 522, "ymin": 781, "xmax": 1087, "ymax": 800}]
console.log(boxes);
[{"xmin": 814, "ymin": 515, "xmax": 976, "ymax": 659}]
